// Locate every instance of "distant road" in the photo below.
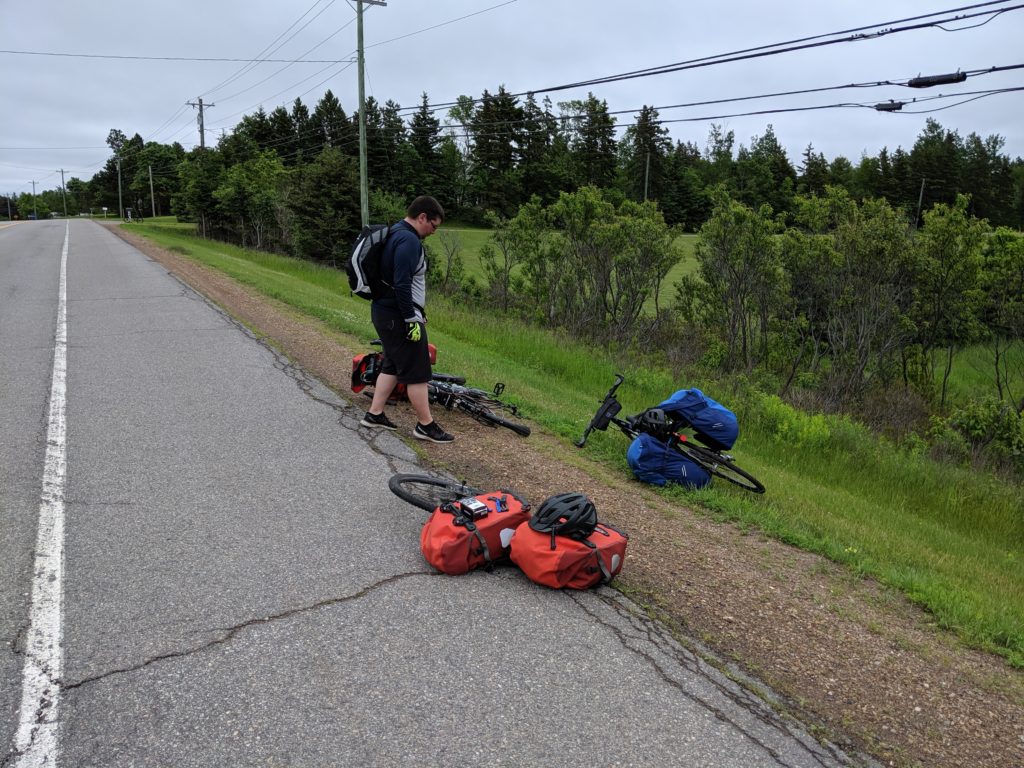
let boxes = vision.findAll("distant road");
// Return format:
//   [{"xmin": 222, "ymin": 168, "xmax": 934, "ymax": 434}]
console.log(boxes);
[{"xmin": 1, "ymin": 219, "xmax": 861, "ymax": 767}]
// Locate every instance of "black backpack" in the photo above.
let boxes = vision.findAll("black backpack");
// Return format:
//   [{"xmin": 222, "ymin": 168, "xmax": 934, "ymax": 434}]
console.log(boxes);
[{"xmin": 347, "ymin": 223, "xmax": 393, "ymax": 300}]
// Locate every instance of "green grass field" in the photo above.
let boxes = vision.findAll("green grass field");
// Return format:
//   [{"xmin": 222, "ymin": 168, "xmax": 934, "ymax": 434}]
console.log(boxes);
[{"xmin": 131, "ymin": 218, "xmax": 1024, "ymax": 667}]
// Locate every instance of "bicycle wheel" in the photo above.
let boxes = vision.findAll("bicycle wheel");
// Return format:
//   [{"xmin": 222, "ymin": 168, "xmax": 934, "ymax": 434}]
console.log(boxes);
[
  {"xmin": 455, "ymin": 398, "xmax": 531, "ymax": 437},
  {"xmin": 674, "ymin": 442, "xmax": 765, "ymax": 494},
  {"xmin": 388, "ymin": 473, "xmax": 485, "ymax": 512}
]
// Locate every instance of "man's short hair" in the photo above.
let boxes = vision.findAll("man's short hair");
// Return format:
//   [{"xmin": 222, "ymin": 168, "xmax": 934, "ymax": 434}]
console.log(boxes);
[{"xmin": 407, "ymin": 195, "xmax": 444, "ymax": 222}]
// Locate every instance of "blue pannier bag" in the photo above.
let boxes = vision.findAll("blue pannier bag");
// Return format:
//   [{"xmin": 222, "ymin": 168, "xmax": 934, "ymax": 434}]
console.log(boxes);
[
  {"xmin": 657, "ymin": 389, "xmax": 738, "ymax": 451},
  {"xmin": 626, "ymin": 433, "xmax": 711, "ymax": 489}
]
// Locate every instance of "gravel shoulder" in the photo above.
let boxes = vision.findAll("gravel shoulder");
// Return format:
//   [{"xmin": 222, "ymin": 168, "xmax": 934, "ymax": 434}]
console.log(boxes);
[{"xmin": 106, "ymin": 222, "xmax": 1024, "ymax": 768}]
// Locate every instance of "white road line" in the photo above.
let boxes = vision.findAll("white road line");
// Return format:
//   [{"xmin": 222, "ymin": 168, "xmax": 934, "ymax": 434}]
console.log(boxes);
[{"xmin": 13, "ymin": 221, "xmax": 69, "ymax": 767}]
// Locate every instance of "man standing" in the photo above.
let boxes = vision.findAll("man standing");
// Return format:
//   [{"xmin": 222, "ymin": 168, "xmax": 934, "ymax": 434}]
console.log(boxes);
[{"xmin": 360, "ymin": 196, "xmax": 454, "ymax": 443}]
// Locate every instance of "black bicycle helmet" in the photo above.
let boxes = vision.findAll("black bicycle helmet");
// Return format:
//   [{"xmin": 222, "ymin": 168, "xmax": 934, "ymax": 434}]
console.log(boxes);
[
  {"xmin": 529, "ymin": 492, "xmax": 598, "ymax": 545},
  {"xmin": 635, "ymin": 407, "xmax": 671, "ymax": 436}
]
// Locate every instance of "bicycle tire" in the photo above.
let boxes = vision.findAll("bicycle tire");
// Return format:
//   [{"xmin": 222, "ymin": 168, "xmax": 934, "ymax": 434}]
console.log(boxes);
[
  {"xmin": 673, "ymin": 441, "xmax": 765, "ymax": 494},
  {"xmin": 457, "ymin": 399, "xmax": 531, "ymax": 437},
  {"xmin": 432, "ymin": 372, "xmax": 466, "ymax": 385},
  {"xmin": 387, "ymin": 474, "xmax": 485, "ymax": 512}
]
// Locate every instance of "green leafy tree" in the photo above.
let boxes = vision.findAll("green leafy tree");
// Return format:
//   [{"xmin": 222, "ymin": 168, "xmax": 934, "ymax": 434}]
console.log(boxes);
[
  {"xmin": 287, "ymin": 147, "xmax": 361, "ymax": 264},
  {"xmin": 213, "ymin": 150, "xmax": 286, "ymax": 248},
  {"xmin": 680, "ymin": 191, "xmax": 783, "ymax": 372},
  {"xmin": 979, "ymin": 228, "xmax": 1024, "ymax": 408},
  {"xmin": 174, "ymin": 148, "xmax": 225, "ymax": 237},
  {"xmin": 129, "ymin": 141, "xmax": 185, "ymax": 217},
  {"xmin": 817, "ymin": 191, "xmax": 917, "ymax": 406},
  {"xmin": 912, "ymin": 195, "xmax": 989, "ymax": 407},
  {"xmin": 479, "ymin": 205, "xmax": 545, "ymax": 312}
]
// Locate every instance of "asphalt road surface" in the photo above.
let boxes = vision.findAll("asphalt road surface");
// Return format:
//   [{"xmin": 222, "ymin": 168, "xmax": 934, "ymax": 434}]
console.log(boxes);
[{"xmin": 0, "ymin": 219, "xmax": 865, "ymax": 767}]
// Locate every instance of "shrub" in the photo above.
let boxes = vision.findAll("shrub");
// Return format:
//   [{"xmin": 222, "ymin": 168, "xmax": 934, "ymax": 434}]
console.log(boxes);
[
  {"xmin": 948, "ymin": 398, "xmax": 1024, "ymax": 475},
  {"xmin": 751, "ymin": 393, "xmax": 833, "ymax": 449}
]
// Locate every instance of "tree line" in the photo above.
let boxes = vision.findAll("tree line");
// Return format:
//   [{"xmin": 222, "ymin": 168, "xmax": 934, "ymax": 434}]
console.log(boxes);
[{"xmin": 6, "ymin": 87, "xmax": 1023, "ymax": 240}]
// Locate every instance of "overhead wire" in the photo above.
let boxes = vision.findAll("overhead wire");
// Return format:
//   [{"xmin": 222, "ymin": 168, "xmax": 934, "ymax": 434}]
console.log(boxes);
[{"xmin": 200, "ymin": 0, "xmax": 338, "ymax": 99}]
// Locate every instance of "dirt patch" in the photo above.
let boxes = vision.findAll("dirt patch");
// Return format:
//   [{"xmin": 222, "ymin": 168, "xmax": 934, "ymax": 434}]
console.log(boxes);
[{"xmin": 106, "ymin": 222, "xmax": 1024, "ymax": 768}]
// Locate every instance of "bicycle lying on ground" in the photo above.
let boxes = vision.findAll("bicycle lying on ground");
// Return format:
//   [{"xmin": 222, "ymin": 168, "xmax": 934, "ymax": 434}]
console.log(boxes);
[
  {"xmin": 352, "ymin": 340, "xmax": 531, "ymax": 437},
  {"xmin": 387, "ymin": 473, "xmax": 494, "ymax": 511},
  {"xmin": 576, "ymin": 374, "xmax": 765, "ymax": 493},
  {"xmin": 427, "ymin": 379, "xmax": 531, "ymax": 437},
  {"xmin": 351, "ymin": 339, "xmax": 464, "ymax": 397}
]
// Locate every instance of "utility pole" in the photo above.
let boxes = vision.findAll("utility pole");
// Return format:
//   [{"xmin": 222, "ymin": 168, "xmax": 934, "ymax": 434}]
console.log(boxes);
[
  {"xmin": 187, "ymin": 97, "xmax": 214, "ymax": 149},
  {"xmin": 31, "ymin": 180, "xmax": 38, "ymax": 219},
  {"xmin": 59, "ymin": 168, "xmax": 68, "ymax": 217},
  {"xmin": 915, "ymin": 177, "xmax": 926, "ymax": 229},
  {"xmin": 644, "ymin": 151, "xmax": 650, "ymax": 202},
  {"xmin": 149, "ymin": 164, "xmax": 157, "ymax": 218},
  {"xmin": 116, "ymin": 157, "xmax": 124, "ymax": 219},
  {"xmin": 357, "ymin": 0, "xmax": 387, "ymax": 227}
]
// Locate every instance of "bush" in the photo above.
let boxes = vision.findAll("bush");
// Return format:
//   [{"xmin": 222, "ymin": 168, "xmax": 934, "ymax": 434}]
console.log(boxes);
[
  {"xmin": 751, "ymin": 393, "xmax": 834, "ymax": 449},
  {"xmin": 949, "ymin": 398, "xmax": 1024, "ymax": 475}
]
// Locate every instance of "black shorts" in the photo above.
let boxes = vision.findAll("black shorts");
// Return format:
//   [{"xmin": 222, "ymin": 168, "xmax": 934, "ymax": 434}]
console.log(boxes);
[{"xmin": 371, "ymin": 304, "xmax": 432, "ymax": 384}]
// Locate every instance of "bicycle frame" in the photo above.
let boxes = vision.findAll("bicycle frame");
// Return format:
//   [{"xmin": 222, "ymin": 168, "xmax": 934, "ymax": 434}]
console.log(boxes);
[{"xmin": 576, "ymin": 374, "xmax": 765, "ymax": 493}]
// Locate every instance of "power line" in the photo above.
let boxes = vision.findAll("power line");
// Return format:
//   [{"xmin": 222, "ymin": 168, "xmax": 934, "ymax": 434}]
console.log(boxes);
[
  {"xmin": 524, "ymin": 1, "xmax": 1024, "ymax": 97},
  {"xmin": 201, "ymin": 0, "xmax": 339, "ymax": 99},
  {"xmin": 0, "ymin": 49, "xmax": 345, "ymax": 63}
]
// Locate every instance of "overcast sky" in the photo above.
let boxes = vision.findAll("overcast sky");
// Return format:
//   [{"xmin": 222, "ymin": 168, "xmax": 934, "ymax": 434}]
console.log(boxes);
[{"xmin": 2, "ymin": 0, "xmax": 1021, "ymax": 197}]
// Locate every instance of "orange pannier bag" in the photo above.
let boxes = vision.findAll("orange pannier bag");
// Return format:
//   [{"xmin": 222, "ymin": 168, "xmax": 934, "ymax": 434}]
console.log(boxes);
[
  {"xmin": 420, "ymin": 492, "xmax": 531, "ymax": 575},
  {"xmin": 509, "ymin": 521, "xmax": 628, "ymax": 589}
]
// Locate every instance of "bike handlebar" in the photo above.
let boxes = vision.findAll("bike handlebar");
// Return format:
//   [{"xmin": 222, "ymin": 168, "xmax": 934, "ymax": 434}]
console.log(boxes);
[{"xmin": 575, "ymin": 374, "xmax": 626, "ymax": 448}]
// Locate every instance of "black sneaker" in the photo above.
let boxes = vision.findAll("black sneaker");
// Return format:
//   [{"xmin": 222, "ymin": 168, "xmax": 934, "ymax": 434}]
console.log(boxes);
[
  {"xmin": 360, "ymin": 411, "xmax": 397, "ymax": 430},
  {"xmin": 413, "ymin": 421, "xmax": 454, "ymax": 443}
]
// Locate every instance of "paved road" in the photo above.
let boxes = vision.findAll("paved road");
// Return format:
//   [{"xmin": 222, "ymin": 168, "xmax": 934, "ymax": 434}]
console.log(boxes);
[{"xmin": 1, "ymin": 220, "xmax": 863, "ymax": 767}]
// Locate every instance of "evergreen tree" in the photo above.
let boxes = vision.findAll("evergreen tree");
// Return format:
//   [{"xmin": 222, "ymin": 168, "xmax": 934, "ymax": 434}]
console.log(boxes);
[
  {"xmin": 287, "ymin": 147, "xmax": 361, "ymax": 264},
  {"xmin": 469, "ymin": 86, "xmax": 524, "ymax": 215},
  {"xmin": 518, "ymin": 94, "xmax": 563, "ymax": 204},
  {"xmin": 409, "ymin": 92, "xmax": 441, "ymax": 194},
  {"xmin": 559, "ymin": 93, "xmax": 617, "ymax": 190},
  {"xmin": 620, "ymin": 105, "xmax": 672, "ymax": 203},
  {"xmin": 291, "ymin": 98, "xmax": 317, "ymax": 160},
  {"xmin": 312, "ymin": 90, "xmax": 354, "ymax": 154},
  {"xmin": 661, "ymin": 140, "xmax": 708, "ymax": 230},
  {"xmin": 701, "ymin": 123, "xmax": 735, "ymax": 189},
  {"xmin": 797, "ymin": 143, "xmax": 829, "ymax": 197},
  {"xmin": 267, "ymin": 106, "xmax": 298, "ymax": 164},
  {"xmin": 909, "ymin": 119, "xmax": 962, "ymax": 219}
]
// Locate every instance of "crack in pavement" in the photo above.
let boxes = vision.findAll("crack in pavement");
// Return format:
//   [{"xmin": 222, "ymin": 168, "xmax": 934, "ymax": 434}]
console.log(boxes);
[
  {"xmin": 168, "ymin": 272, "xmax": 416, "ymax": 476},
  {"xmin": 570, "ymin": 590, "xmax": 859, "ymax": 768},
  {"xmin": 61, "ymin": 570, "xmax": 440, "ymax": 691}
]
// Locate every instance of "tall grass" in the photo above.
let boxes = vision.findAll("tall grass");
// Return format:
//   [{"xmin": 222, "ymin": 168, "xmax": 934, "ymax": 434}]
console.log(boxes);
[
  {"xmin": 131, "ymin": 219, "xmax": 1024, "ymax": 665},
  {"xmin": 938, "ymin": 341, "xmax": 1024, "ymax": 408}
]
